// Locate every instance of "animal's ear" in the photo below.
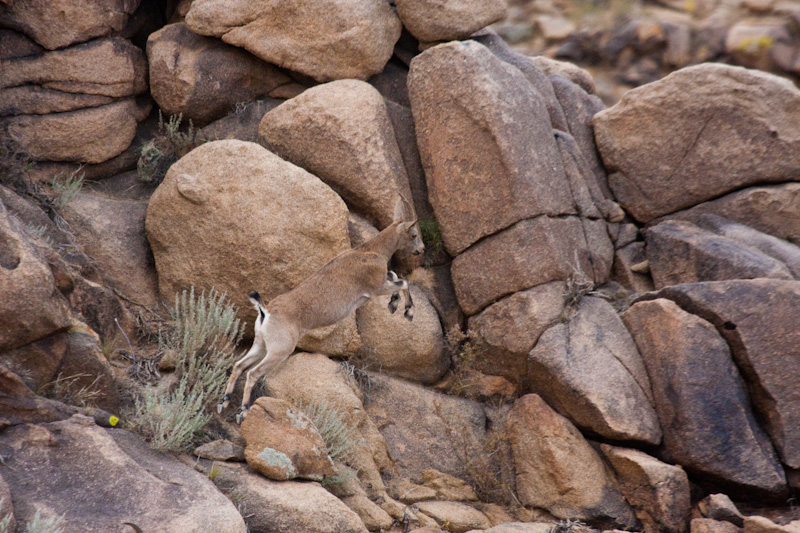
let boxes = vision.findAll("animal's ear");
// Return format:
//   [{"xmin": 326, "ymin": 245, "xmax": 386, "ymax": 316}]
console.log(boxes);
[
  {"xmin": 396, "ymin": 221, "xmax": 416, "ymax": 234},
  {"xmin": 393, "ymin": 195, "xmax": 405, "ymax": 223}
]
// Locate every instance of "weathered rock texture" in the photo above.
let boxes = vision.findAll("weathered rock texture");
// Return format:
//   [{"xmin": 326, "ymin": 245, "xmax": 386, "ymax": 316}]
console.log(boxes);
[
  {"xmin": 259, "ymin": 80, "xmax": 415, "ymax": 230},
  {"xmin": 145, "ymin": 140, "xmax": 359, "ymax": 354},
  {"xmin": 506, "ymin": 394, "xmax": 637, "ymax": 528},
  {"xmin": 0, "ymin": 416, "xmax": 247, "ymax": 532},
  {"xmin": 527, "ymin": 296, "xmax": 661, "ymax": 444},
  {"xmin": 185, "ymin": 0, "xmax": 402, "ymax": 82},
  {"xmin": 450, "ymin": 216, "xmax": 612, "ymax": 315},
  {"xmin": 601, "ymin": 445, "xmax": 691, "ymax": 533},
  {"xmin": 208, "ymin": 461, "xmax": 369, "ymax": 533},
  {"xmin": 241, "ymin": 396, "xmax": 336, "ymax": 481},
  {"xmin": 468, "ymin": 281, "xmax": 565, "ymax": 387},
  {"xmin": 395, "ymin": 0, "xmax": 507, "ymax": 42},
  {"xmin": 0, "ymin": 0, "xmax": 140, "ymax": 50},
  {"xmin": 622, "ymin": 299, "xmax": 787, "ymax": 497},
  {"xmin": 650, "ymin": 280, "xmax": 800, "ymax": 469},
  {"xmin": 147, "ymin": 23, "xmax": 290, "ymax": 125},
  {"xmin": 645, "ymin": 219, "xmax": 795, "ymax": 288},
  {"xmin": 0, "ymin": 199, "xmax": 72, "ymax": 352},
  {"xmin": 356, "ymin": 285, "xmax": 448, "ymax": 385},
  {"xmin": 595, "ymin": 64, "xmax": 800, "ymax": 222},
  {"xmin": 408, "ymin": 40, "xmax": 574, "ymax": 256}
]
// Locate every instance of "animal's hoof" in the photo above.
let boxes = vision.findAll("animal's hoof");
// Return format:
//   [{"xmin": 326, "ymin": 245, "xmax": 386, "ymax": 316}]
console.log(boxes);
[
  {"xmin": 217, "ymin": 403, "xmax": 225, "ymax": 414},
  {"xmin": 388, "ymin": 302, "xmax": 398, "ymax": 314},
  {"xmin": 235, "ymin": 407, "xmax": 248, "ymax": 424},
  {"xmin": 404, "ymin": 309, "xmax": 414, "ymax": 322}
]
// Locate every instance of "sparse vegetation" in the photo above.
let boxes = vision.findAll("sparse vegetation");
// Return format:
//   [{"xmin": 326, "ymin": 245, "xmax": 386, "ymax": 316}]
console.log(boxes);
[
  {"xmin": 296, "ymin": 399, "xmax": 358, "ymax": 466},
  {"xmin": 129, "ymin": 287, "xmax": 243, "ymax": 452},
  {"xmin": 0, "ymin": 499, "xmax": 11, "ymax": 533},
  {"xmin": 445, "ymin": 326, "xmax": 484, "ymax": 398},
  {"xmin": 418, "ymin": 217, "xmax": 446, "ymax": 266},
  {"xmin": 137, "ymin": 112, "xmax": 206, "ymax": 185},
  {"xmin": 24, "ymin": 510, "xmax": 65, "ymax": 533},
  {"xmin": 50, "ymin": 167, "xmax": 84, "ymax": 208},
  {"xmin": 547, "ymin": 519, "xmax": 589, "ymax": 533},
  {"xmin": 37, "ymin": 372, "xmax": 102, "ymax": 408}
]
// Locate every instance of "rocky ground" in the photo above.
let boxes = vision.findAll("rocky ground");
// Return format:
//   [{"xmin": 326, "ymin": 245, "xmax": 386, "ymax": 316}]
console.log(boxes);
[{"xmin": 1, "ymin": 0, "xmax": 800, "ymax": 532}]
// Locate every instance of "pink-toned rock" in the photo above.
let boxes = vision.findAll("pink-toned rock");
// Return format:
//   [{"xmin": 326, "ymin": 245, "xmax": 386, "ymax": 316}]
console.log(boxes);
[
  {"xmin": 395, "ymin": 0, "xmax": 507, "ymax": 42},
  {"xmin": 505, "ymin": 394, "xmax": 637, "ymax": 528},
  {"xmin": 241, "ymin": 397, "xmax": 336, "ymax": 481},
  {"xmin": 408, "ymin": 40, "xmax": 575, "ymax": 255},
  {"xmin": 696, "ymin": 493, "xmax": 744, "ymax": 527},
  {"xmin": 0, "ymin": 0, "xmax": 140, "ymax": 50},
  {"xmin": 451, "ymin": 216, "xmax": 611, "ymax": 315},
  {"xmin": 595, "ymin": 64, "xmax": 800, "ymax": 222},
  {"xmin": 259, "ymin": 80, "xmax": 415, "ymax": 231},
  {"xmin": 601, "ymin": 445, "xmax": 691, "ymax": 533},
  {"xmin": 692, "ymin": 519, "xmax": 742, "ymax": 533},
  {"xmin": 622, "ymin": 299, "xmax": 786, "ymax": 498},
  {"xmin": 185, "ymin": 0, "xmax": 401, "ymax": 82},
  {"xmin": 147, "ymin": 23, "xmax": 290, "ymax": 125}
]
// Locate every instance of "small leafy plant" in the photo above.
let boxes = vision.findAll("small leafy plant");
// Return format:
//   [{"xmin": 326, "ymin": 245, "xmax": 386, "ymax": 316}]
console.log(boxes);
[{"xmin": 137, "ymin": 112, "xmax": 206, "ymax": 185}]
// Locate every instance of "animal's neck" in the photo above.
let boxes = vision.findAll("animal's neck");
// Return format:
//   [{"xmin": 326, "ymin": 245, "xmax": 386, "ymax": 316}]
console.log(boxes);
[{"xmin": 360, "ymin": 222, "xmax": 401, "ymax": 260}]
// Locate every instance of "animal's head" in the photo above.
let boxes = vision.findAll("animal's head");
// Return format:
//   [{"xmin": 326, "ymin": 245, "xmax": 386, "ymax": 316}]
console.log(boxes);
[{"xmin": 393, "ymin": 192, "xmax": 424, "ymax": 258}]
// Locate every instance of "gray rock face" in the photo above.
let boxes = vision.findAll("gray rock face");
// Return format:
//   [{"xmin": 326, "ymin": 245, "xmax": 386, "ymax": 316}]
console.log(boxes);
[
  {"xmin": 622, "ymin": 299, "xmax": 787, "ymax": 498},
  {"xmin": 527, "ymin": 297, "xmax": 662, "ymax": 444},
  {"xmin": 0, "ymin": 416, "xmax": 247, "ymax": 532},
  {"xmin": 595, "ymin": 64, "xmax": 800, "ymax": 222},
  {"xmin": 365, "ymin": 374, "xmax": 488, "ymax": 483},
  {"xmin": 650, "ymin": 280, "xmax": 800, "ymax": 469},
  {"xmin": 645, "ymin": 219, "xmax": 795, "ymax": 288},
  {"xmin": 185, "ymin": 0, "xmax": 401, "ymax": 82},
  {"xmin": 408, "ymin": 40, "xmax": 575, "ymax": 256},
  {"xmin": 147, "ymin": 23, "xmax": 290, "ymax": 125}
]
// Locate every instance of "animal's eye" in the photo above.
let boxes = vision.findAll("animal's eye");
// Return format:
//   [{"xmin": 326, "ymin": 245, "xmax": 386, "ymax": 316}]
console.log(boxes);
[{"xmin": 411, "ymin": 232, "xmax": 418, "ymax": 239}]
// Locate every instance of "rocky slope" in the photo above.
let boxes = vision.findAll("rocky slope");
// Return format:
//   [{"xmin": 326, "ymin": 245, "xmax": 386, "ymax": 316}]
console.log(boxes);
[{"xmin": 1, "ymin": 1, "xmax": 800, "ymax": 532}]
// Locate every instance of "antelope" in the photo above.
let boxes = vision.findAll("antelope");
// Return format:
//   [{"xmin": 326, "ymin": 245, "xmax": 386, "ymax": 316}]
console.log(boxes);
[{"xmin": 218, "ymin": 193, "xmax": 423, "ymax": 422}]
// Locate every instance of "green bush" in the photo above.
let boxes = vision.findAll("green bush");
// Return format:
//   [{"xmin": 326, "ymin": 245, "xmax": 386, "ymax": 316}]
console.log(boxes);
[
  {"xmin": 296, "ymin": 400, "xmax": 358, "ymax": 465},
  {"xmin": 137, "ymin": 112, "xmax": 206, "ymax": 185},
  {"xmin": 25, "ymin": 510, "xmax": 65, "ymax": 533},
  {"xmin": 131, "ymin": 288, "xmax": 243, "ymax": 452}
]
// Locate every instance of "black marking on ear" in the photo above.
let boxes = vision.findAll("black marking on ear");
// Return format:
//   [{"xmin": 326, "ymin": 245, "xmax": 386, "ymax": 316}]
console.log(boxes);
[
  {"xmin": 249, "ymin": 291, "xmax": 262, "ymax": 303},
  {"xmin": 258, "ymin": 308, "xmax": 266, "ymax": 322}
]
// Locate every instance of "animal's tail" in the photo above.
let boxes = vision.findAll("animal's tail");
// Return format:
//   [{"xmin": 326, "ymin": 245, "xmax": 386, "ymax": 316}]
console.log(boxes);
[{"xmin": 249, "ymin": 291, "xmax": 269, "ymax": 325}]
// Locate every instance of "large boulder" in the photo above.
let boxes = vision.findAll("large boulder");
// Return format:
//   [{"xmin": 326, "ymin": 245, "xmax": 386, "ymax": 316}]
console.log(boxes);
[
  {"xmin": 621, "ymin": 299, "xmax": 787, "ymax": 498},
  {"xmin": 395, "ymin": 0, "xmax": 507, "ymax": 42},
  {"xmin": 658, "ymin": 184, "xmax": 800, "ymax": 245},
  {"xmin": 185, "ymin": 0, "xmax": 401, "ymax": 82},
  {"xmin": 601, "ymin": 445, "xmax": 691, "ymax": 533},
  {"xmin": 356, "ymin": 285, "xmax": 447, "ymax": 385},
  {"xmin": 408, "ymin": 40, "xmax": 575, "ymax": 256},
  {"xmin": 0, "ymin": 199, "xmax": 71, "ymax": 352},
  {"xmin": 505, "ymin": 394, "xmax": 637, "ymax": 528},
  {"xmin": 595, "ymin": 64, "xmax": 800, "ymax": 222},
  {"xmin": 527, "ymin": 296, "xmax": 662, "ymax": 444},
  {"xmin": 207, "ymin": 461, "xmax": 369, "ymax": 533},
  {"xmin": 0, "ymin": 0, "xmax": 140, "ymax": 50},
  {"xmin": 649, "ymin": 280, "xmax": 800, "ymax": 469},
  {"xmin": 145, "ymin": 140, "xmax": 359, "ymax": 355},
  {"xmin": 645, "ymin": 220, "xmax": 795, "ymax": 288},
  {"xmin": 259, "ymin": 80, "xmax": 415, "ymax": 230},
  {"xmin": 450, "ymin": 216, "xmax": 612, "ymax": 315},
  {"xmin": 0, "ymin": 416, "xmax": 247, "ymax": 532},
  {"xmin": 365, "ymin": 374, "xmax": 488, "ymax": 483},
  {"xmin": 241, "ymin": 396, "xmax": 337, "ymax": 481},
  {"xmin": 147, "ymin": 23, "xmax": 290, "ymax": 125},
  {"xmin": 467, "ymin": 281, "xmax": 565, "ymax": 387}
]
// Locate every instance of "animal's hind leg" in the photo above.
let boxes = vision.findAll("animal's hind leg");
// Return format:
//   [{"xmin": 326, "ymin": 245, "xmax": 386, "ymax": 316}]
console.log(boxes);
[
  {"xmin": 236, "ymin": 337, "xmax": 296, "ymax": 423},
  {"xmin": 403, "ymin": 281, "xmax": 414, "ymax": 321},
  {"xmin": 218, "ymin": 335, "xmax": 266, "ymax": 413},
  {"xmin": 387, "ymin": 271, "xmax": 401, "ymax": 313}
]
